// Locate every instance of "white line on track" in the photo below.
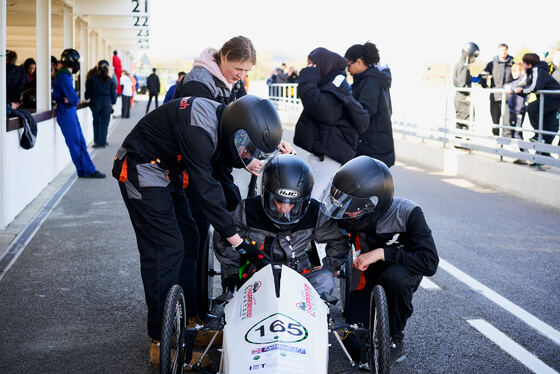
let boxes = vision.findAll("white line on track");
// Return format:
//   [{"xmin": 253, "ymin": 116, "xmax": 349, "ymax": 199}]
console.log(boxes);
[
  {"xmin": 419, "ymin": 277, "xmax": 441, "ymax": 290},
  {"xmin": 439, "ymin": 259, "xmax": 560, "ymax": 345},
  {"xmin": 467, "ymin": 319, "xmax": 559, "ymax": 374}
]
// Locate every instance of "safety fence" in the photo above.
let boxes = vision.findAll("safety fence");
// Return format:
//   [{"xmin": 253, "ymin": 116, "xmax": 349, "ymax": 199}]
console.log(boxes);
[{"xmin": 268, "ymin": 83, "xmax": 560, "ymax": 168}]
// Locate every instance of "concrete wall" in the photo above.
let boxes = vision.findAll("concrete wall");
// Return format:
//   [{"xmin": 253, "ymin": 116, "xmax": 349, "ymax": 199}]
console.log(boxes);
[
  {"xmin": 3, "ymin": 108, "xmax": 93, "ymax": 225},
  {"xmin": 394, "ymin": 134, "xmax": 560, "ymax": 209}
]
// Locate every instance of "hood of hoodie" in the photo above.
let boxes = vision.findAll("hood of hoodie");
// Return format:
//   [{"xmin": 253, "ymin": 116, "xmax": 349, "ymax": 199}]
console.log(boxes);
[
  {"xmin": 308, "ymin": 47, "xmax": 348, "ymax": 84},
  {"xmin": 353, "ymin": 66, "xmax": 390, "ymax": 90},
  {"xmin": 493, "ymin": 55, "xmax": 513, "ymax": 64},
  {"xmin": 193, "ymin": 48, "xmax": 233, "ymax": 90}
]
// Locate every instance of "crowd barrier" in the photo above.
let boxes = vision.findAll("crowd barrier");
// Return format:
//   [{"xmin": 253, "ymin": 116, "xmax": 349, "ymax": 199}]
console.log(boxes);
[{"xmin": 268, "ymin": 83, "xmax": 560, "ymax": 168}]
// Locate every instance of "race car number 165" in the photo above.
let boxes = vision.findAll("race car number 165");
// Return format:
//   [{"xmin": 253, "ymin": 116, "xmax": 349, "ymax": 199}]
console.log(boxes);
[{"xmin": 245, "ymin": 313, "xmax": 309, "ymax": 344}]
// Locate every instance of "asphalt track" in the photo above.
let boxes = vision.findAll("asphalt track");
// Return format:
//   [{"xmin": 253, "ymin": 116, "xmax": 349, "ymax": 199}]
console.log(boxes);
[{"xmin": 0, "ymin": 98, "xmax": 558, "ymax": 373}]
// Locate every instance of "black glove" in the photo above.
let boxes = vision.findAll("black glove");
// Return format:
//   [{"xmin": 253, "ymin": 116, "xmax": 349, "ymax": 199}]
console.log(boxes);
[{"xmin": 235, "ymin": 240, "xmax": 270, "ymax": 268}]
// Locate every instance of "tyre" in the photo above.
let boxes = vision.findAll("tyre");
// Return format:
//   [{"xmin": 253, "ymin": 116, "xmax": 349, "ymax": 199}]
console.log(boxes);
[
  {"xmin": 196, "ymin": 228, "xmax": 216, "ymax": 316},
  {"xmin": 369, "ymin": 285, "xmax": 390, "ymax": 374},
  {"xmin": 160, "ymin": 285, "xmax": 187, "ymax": 374}
]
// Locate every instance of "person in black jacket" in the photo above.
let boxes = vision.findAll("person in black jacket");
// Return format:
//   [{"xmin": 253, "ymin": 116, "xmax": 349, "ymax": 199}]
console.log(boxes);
[
  {"xmin": 516, "ymin": 53, "xmax": 560, "ymax": 162},
  {"xmin": 294, "ymin": 47, "xmax": 369, "ymax": 199},
  {"xmin": 320, "ymin": 156, "xmax": 438, "ymax": 368},
  {"xmin": 112, "ymin": 95, "xmax": 282, "ymax": 364},
  {"xmin": 6, "ymin": 50, "xmax": 28, "ymax": 106},
  {"xmin": 85, "ymin": 60, "xmax": 117, "ymax": 147},
  {"xmin": 345, "ymin": 42, "xmax": 395, "ymax": 167},
  {"xmin": 481, "ymin": 44, "xmax": 514, "ymax": 136},
  {"xmin": 146, "ymin": 68, "xmax": 160, "ymax": 113}
]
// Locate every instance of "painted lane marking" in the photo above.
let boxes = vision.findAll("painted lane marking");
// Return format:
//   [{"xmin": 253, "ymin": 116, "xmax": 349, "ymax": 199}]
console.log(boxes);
[
  {"xmin": 440, "ymin": 259, "xmax": 560, "ymax": 345},
  {"xmin": 467, "ymin": 319, "xmax": 559, "ymax": 374},
  {"xmin": 419, "ymin": 277, "xmax": 441, "ymax": 290}
]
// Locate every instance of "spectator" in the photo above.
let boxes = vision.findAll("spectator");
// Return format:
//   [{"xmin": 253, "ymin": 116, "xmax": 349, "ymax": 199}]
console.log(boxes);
[
  {"xmin": 23, "ymin": 58, "xmax": 36, "ymax": 90},
  {"xmin": 287, "ymin": 66, "xmax": 299, "ymax": 83},
  {"xmin": 481, "ymin": 43, "xmax": 514, "ymax": 136},
  {"xmin": 163, "ymin": 71, "xmax": 186, "ymax": 104},
  {"xmin": 146, "ymin": 67, "xmax": 160, "ymax": 113},
  {"xmin": 345, "ymin": 42, "xmax": 395, "ymax": 167},
  {"xmin": 276, "ymin": 62, "xmax": 289, "ymax": 83},
  {"xmin": 453, "ymin": 42, "xmax": 479, "ymax": 131},
  {"xmin": 112, "ymin": 50, "xmax": 122, "ymax": 95},
  {"xmin": 515, "ymin": 53, "xmax": 560, "ymax": 165},
  {"xmin": 6, "ymin": 50, "xmax": 27, "ymax": 105},
  {"xmin": 551, "ymin": 46, "xmax": 560, "ymax": 84},
  {"xmin": 53, "ymin": 49, "xmax": 105, "ymax": 178},
  {"xmin": 51, "ymin": 56, "xmax": 58, "ymax": 84},
  {"xmin": 129, "ymin": 73, "xmax": 137, "ymax": 108},
  {"xmin": 85, "ymin": 60, "xmax": 117, "ymax": 148},
  {"xmin": 505, "ymin": 62, "xmax": 528, "ymax": 164},
  {"xmin": 293, "ymin": 47, "xmax": 369, "ymax": 199},
  {"xmin": 120, "ymin": 71, "xmax": 133, "ymax": 118}
]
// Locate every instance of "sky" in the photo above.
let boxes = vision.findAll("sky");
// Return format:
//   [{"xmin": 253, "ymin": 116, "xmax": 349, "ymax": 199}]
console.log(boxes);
[{"xmin": 147, "ymin": 0, "xmax": 560, "ymax": 84}]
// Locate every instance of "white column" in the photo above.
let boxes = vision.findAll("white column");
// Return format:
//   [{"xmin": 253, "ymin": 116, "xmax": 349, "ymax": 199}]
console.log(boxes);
[
  {"xmin": 0, "ymin": 0, "xmax": 8, "ymax": 229},
  {"xmin": 63, "ymin": 5, "xmax": 73, "ymax": 49},
  {"xmin": 36, "ymin": 0, "xmax": 51, "ymax": 112},
  {"xmin": 79, "ymin": 20, "xmax": 88, "ymax": 100}
]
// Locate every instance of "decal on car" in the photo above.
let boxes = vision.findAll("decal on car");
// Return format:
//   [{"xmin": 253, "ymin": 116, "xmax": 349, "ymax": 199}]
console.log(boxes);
[{"xmin": 245, "ymin": 313, "xmax": 308, "ymax": 344}]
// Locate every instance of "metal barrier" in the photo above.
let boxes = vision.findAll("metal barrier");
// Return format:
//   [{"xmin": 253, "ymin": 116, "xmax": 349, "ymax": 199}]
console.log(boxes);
[{"xmin": 268, "ymin": 82, "xmax": 560, "ymax": 168}]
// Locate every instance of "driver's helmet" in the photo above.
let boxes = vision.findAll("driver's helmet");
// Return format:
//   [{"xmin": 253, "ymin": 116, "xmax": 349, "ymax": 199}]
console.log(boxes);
[
  {"xmin": 60, "ymin": 48, "xmax": 81, "ymax": 74},
  {"xmin": 261, "ymin": 154, "xmax": 313, "ymax": 226},
  {"xmin": 461, "ymin": 42, "xmax": 480, "ymax": 61},
  {"xmin": 320, "ymin": 156, "xmax": 393, "ymax": 225},
  {"xmin": 219, "ymin": 95, "xmax": 283, "ymax": 169}
]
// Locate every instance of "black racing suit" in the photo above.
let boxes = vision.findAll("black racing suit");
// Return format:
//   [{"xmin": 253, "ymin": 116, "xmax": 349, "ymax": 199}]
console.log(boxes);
[
  {"xmin": 112, "ymin": 97, "xmax": 236, "ymax": 339},
  {"xmin": 343, "ymin": 198, "xmax": 438, "ymax": 358}
]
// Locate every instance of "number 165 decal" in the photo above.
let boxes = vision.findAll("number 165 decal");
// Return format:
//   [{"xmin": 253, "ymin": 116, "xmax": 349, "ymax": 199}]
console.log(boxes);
[{"xmin": 245, "ymin": 313, "xmax": 308, "ymax": 344}]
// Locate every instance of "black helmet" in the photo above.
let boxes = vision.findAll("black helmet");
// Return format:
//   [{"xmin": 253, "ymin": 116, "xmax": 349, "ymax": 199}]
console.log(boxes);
[
  {"xmin": 61, "ymin": 49, "xmax": 80, "ymax": 74},
  {"xmin": 461, "ymin": 42, "xmax": 480, "ymax": 60},
  {"xmin": 220, "ymin": 95, "xmax": 283, "ymax": 169},
  {"xmin": 320, "ymin": 156, "xmax": 393, "ymax": 229},
  {"xmin": 261, "ymin": 154, "xmax": 313, "ymax": 226}
]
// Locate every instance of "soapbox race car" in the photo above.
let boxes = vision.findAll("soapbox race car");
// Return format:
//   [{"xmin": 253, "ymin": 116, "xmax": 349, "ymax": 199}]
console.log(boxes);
[{"xmin": 159, "ymin": 256, "xmax": 392, "ymax": 374}]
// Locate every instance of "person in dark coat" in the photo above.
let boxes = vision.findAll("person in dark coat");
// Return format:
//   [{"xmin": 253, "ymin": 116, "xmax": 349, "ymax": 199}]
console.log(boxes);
[
  {"xmin": 345, "ymin": 42, "xmax": 395, "ymax": 167},
  {"xmin": 53, "ymin": 49, "xmax": 105, "ymax": 179},
  {"xmin": 85, "ymin": 60, "xmax": 117, "ymax": 147},
  {"xmin": 5, "ymin": 50, "xmax": 28, "ymax": 106},
  {"xmin": 481, "ymin": 43, "xmax": 514, "ymax": 136},
  {"xmin": 516, "ymin": 53, "xmax": 560, "ymax": 162},
  {"xmin": 293, "ymin": 47, "xmax": 369, "ymax": 198},
  {"xmin": 146, "ymin": 68, "xmax": 160, "ymax": 113}
]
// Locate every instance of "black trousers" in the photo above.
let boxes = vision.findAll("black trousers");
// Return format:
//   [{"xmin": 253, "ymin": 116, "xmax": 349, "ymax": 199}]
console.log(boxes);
[
  {"xmin": 146, "ymin": 93, "xmax": 159, "ymax": 113},
  {"xmin": 527, "ymin": 99, "xmax": 560, "ymax": 157},
  {"xmin": 490, "ymin": 100, "xmax": 511, "ymax": 136},
  {"xmin": 121, "ymin": 95, "xmax": 131, "ymax": 118},
  {"xmin": 119, "ymin": 182, "xmax": 199, "ymax": 340},
  {"xmin": 345, "ymin": 262, "xmax": 422, "ymax": 341}
]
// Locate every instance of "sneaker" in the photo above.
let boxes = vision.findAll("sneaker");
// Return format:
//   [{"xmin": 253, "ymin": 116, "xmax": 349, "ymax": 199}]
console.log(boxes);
[
  {"xmin": 513, "ymin": 159, "xmax": 528, "ymax": 165},
  {"xmin": 389, "ymin": 340, "xmax": 406, "ymax": 367},
  {"xmin": 529, "ymin": 163, "xmax": 547, "ymax": 171},
  {"xmin": 80, "ymin": 171, "xmax": 106, "ymax": 178},
  {"xmin": 149, "ymin": 339, "xmax": 160, "ymax": 368},
  {"xmin": 92, "ymin": 144, "xmax": 104, "ymax": 148}
]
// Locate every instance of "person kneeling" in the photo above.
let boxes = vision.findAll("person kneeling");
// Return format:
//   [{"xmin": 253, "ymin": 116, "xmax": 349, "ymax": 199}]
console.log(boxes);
[{"xmin": 214, "ymin": 154, "xmax": 349, "ymax": 299}]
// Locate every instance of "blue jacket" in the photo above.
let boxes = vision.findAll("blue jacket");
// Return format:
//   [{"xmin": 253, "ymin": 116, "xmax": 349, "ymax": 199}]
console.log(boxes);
[
  {"xmin": 163, "ymin": 83, "xmax": 177, "ymax": 103},
  {"xmin": 85, "ymin": 73, "xmax": 117, "ymax": 108},
  {"xmin": 53, "ymin": 68, "xmax": 79, "ymax": 112}
]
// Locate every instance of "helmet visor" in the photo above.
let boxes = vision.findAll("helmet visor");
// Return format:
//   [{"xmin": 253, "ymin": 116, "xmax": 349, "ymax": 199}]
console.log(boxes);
[
  {"xmin": 234, "ymin": 129, "xmax": 278, "ymax": 168},
  {"xmin": 319, "ymin": 180, "xmax": 378, "ymax": 220},
  {"xmin": 263, "ymin": 187, "xmax": 308, "ymax": 225}
]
